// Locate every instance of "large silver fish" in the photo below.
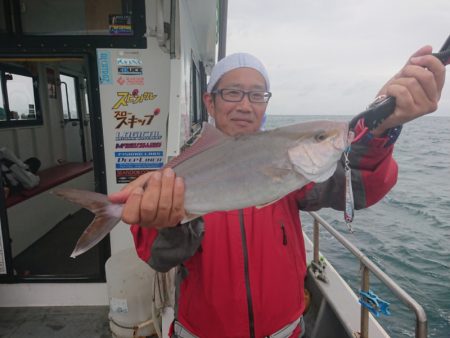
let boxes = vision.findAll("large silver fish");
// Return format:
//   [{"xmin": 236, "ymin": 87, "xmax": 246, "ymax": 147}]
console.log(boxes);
[{"xmin": 54, "ymin": 120, "xmax": 350, "ymax": 258}]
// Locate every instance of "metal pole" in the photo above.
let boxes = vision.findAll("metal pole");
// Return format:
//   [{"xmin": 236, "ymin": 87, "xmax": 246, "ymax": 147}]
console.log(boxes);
[
  {"xmin": 218, "ymin": 0, "xmax": 228, "ymax": 60},
  {"xmin": 416, "ymin": 319, "xmax": 427, "ymax": 338},
  {"xmin": 360, "ymin": 264, "xmax": 370, "ymax": 338},
  {"xmin": 313, "ymin": 219, "xmax": 320, "ymax": 264}
]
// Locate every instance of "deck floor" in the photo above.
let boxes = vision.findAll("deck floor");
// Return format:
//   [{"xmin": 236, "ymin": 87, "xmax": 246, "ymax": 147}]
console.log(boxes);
[
  {"xmin": 13, "ymin": 208, "xmax": 100, "ymax": 278},
  {"xmin": 0, "ymin": 306, "xmax": 111, "ymax": 338}
]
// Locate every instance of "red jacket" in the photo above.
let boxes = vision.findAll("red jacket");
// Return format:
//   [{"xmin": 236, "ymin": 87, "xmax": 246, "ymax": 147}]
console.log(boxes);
[{"xmin": 131, "ymin": 121, "xmax": 398, "ymax": 338}]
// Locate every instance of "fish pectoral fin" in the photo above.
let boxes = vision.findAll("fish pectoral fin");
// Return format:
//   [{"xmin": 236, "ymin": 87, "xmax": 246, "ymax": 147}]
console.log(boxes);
[
  {"xmin": 261, "ymin": 166, "xmax": 291, "ymax": 183},
  {"xmin": 181, "ymin": 213, "xmax": 202, "ymax": 224}
]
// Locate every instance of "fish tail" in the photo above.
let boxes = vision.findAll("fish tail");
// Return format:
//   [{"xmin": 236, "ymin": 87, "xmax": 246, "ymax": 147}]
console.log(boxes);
[{"xmin": 51, "ymin": 188, "xmax": 121, "ymax": 258}]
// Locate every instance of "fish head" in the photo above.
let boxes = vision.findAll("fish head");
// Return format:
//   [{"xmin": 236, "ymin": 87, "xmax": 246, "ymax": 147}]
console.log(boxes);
[{"xmin": 288, "ymin": 121, "xmax": 349, "ymax": 182}]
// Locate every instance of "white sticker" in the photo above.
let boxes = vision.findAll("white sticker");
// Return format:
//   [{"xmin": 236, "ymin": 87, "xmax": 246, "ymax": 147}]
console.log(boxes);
[{"xmin": 110, "ymin": 297, "xmax": 128, "ymax": 313}]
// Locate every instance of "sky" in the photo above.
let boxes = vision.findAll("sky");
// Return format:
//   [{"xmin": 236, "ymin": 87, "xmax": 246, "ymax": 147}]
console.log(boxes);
[{"xmin": 226, "ymin": 0, "xmax": 450, "ymax": 116}]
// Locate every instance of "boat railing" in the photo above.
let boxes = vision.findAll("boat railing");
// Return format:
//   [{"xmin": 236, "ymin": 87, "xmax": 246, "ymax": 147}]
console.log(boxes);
[{"xmin": 307, "ymin": 211, "xmax": 427, "ymax": 338}]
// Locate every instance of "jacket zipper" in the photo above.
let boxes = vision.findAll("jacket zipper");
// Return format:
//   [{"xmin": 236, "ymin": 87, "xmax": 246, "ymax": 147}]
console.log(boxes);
[
  {"xmin": 281, "ymin": 222, "xmax": 288, "ymax": 245},
  {"xmin": 239, "ymin": 210, "xmax": 255, "ymax": 338}
]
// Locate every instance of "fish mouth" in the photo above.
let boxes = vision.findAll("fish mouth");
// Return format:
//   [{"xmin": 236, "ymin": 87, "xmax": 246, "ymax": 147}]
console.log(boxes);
[{"xmin": 346, "ymin": 130, "xmax": 355, "ymax": 145}]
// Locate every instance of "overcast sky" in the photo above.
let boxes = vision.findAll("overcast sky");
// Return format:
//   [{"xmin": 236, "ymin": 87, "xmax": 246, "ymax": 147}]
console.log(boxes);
[{"xmin": 227, "ymin": 0, "xmax": 450, "ymax": 116}]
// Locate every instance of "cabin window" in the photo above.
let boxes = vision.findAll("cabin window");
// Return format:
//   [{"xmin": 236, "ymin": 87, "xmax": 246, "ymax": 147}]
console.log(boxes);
[
  {"xmin": 20, "ymin": 0, "xmax": 134, "ymax": 36},
  {"xmin": 1, "ymin": 0, "xmax": 146, "ymax": 49},
  {"xmin": 60, "ymin": 74, "xmax": 80, "ymax": 121},
  {"xmin": 0, "ymin": 0, "xmax": 6, "ymax": 33},
  {"xmin": 0, "ymin": 66, "xmax": 42, "ymax": 128}
]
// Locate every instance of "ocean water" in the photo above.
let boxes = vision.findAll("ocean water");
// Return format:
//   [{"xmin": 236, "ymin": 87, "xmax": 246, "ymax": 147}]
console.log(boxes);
[{"xmin": 265, "ymin": 115, "xmax": 450, "ymax": 338}]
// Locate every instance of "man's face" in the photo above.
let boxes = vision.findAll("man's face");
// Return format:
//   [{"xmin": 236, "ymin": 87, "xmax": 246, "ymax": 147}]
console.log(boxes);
[{"xmin": 203, "ymin": 68, "xmax": 268, "ymax": 136}]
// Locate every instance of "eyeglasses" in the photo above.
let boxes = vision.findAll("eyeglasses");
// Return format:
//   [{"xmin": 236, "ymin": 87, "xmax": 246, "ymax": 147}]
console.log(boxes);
[{"xmin": 213, "ymin": 88, "xmax": 272, "ymax": 103}]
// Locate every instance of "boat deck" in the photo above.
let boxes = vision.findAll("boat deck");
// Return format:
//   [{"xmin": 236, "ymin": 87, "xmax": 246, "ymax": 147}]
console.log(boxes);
[
  {"xmin": 0, "ymin": 231, "xmax": 389, "ymax": 338},
  {"xmin": 0, "ymin": 306, "xmax": 111, "ymax": 338}
]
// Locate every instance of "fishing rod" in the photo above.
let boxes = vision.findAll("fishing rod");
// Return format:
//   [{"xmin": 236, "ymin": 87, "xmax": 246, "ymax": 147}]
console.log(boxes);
[
  {"xmin": 344, "ymin": 35, "xmax": 450, "ymax": 231},
  {"xmin": 349, "ymin": 34, "xmax": 450, "ymax": 131}
]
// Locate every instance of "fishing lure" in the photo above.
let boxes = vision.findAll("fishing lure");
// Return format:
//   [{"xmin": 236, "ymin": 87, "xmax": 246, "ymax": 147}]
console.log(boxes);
[{"xmin": 344, "ymin": 144, "xmax": 354, "ymax": 233}]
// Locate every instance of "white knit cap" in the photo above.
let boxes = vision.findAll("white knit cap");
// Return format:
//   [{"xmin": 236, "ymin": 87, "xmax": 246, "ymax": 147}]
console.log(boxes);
[{"xmin": 207, "ymin": 53, "xmax": 270, "ymax": 93}]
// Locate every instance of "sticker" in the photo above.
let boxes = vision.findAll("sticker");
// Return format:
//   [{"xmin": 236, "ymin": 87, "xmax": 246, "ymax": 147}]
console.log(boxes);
[
  {"xmin": 116, "ymin": 163, "xmax": 163, "ymax": 169},
  {"xmin": 112, "ymin": 91, "xmax": 157, "ymax": 109},
  {"xmin": 118, "ymin": 66, "xmax": 143, "ymax": 75},
  {"xmin": 97, "ymin": 51, "xmax": 113, "ymax": 85},
  {"xmin": 117, "ymin": 171, "xmax": 147, "ymax": 183},
  {"xmin": 114, "ymin": 108, "xmax": 160, "ymax": 129},
  {"xmin": 115, "ymin": 131, "xmax": 163, "ymax": 141},
  {"xmin": 115, "ymin": 151, "xmax": 164, "ymax": 168},
  {"xmin": 115, "ymin": 151, "xmax": 163, "ymax": 157},
  {"xmin": 116, "ymin": 170, "xmax": 151, "ymax": 184},
  {"xmin": 117, "ymin": 58, "xmax": 143, "ymax": 66},
  {"xmin": 118, "ymin": 50, "xmax": 140, "ymax": 56},
  {"xmin": 115, "ymin": 142, "xmax": 162, "ymax": 149},
  {"xmin": 110, "ymin": 297, "xmax": 128, "ymax": 313},
  {"xmin": 109, "ymin": 15, "xmax": 133, "ymax": 35},
  {"xmin": 116, "ymin": 76, "xmax": 145, "ymax": 86}
]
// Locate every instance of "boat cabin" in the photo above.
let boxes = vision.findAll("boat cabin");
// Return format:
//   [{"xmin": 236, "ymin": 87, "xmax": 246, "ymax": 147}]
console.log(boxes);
[{"xmin": 0, "ymin": 0, "xmax": 224, "ymax": 305}]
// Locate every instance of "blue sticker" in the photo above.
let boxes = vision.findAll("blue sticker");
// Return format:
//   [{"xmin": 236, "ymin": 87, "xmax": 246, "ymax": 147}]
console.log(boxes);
[
  {"xmin": 116, "ymin": 163, "xmax": 164, "ymax": 169},
  {"xmin": 97, "ymin": 51, "xmax": 113, "ymax": 85}
]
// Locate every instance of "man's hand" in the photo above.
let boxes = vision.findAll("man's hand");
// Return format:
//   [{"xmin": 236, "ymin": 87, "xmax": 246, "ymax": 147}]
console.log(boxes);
[
  {"xmin": 108, "ymin": 168, "xmax": 186, "ymax": 228},
  {"xmin": 372, "ymin": 46, "xmax": 446, "ymax": 136}
]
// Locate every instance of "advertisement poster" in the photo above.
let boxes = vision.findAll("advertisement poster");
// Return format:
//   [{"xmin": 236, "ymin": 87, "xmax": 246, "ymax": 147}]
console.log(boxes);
[{"xmin": 97, "ymin": 49, "xmax": 169, "ymax": 184}]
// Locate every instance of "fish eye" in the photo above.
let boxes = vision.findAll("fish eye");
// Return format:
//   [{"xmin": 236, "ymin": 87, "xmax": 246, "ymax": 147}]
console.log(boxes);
[{"xmin": 314, "ymin": 132, "xmax": 327, "ymax": 142}]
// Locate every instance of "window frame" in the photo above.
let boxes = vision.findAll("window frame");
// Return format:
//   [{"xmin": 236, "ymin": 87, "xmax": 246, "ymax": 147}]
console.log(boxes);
[
  {"xmin": 0, "ymin": 0, "xmax": 146, "ymax": 50},
  {"xmin": 0, "ymin": 63, "xmax": 43, "ymax": 128},
  {"xmin": 59, "ymin": 72, "xmax": 81, "ymax": 122},
  {"xmin": 190, "ymin": 58, "xmax": 203, "ymax": 133}
]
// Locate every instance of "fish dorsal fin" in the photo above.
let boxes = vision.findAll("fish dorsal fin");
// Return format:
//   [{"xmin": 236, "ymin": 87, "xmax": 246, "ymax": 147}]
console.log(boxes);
[
  {"xmin": 261, "ymin": 166, "xmax": 292, "ymax": 182},
  {"xmin": 181, "ymin": 213, "xmax": 202, "ymax": 223},
  {"xmin": 166, "ymin": 122, "xmax": 230, "ymax": 168}
]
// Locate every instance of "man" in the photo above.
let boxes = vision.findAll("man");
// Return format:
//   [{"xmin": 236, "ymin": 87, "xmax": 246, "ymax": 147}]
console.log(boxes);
[{"xmin": 109, "ymin": 48, "xmax": 445, "ymax": 337}]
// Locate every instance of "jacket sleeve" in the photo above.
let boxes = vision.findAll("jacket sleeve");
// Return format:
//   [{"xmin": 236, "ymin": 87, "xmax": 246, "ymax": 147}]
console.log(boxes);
[
  {"xmin": 131, "ymin": 218, "xmax": 204, "ymax": 272},
  {"xmin": 297, "ymin": 119, "xmax": 400, "ymax": 211}
]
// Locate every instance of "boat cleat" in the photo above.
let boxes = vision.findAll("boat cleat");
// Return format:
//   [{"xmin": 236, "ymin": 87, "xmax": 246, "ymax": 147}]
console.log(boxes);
[{"xmin": 310, "ymin": 256, "xmax": 328, "ymax": 283}]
